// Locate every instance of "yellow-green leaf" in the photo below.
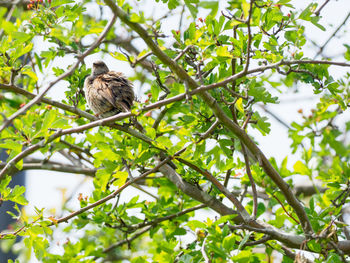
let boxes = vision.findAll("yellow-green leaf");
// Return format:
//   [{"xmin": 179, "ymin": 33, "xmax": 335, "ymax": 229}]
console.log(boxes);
[
  {"xmin": 242, "ymin": 0, "xmax": 250, "ymax": 18},
  {"xmin": 235, "ymin": 98, "xmax": 245, "ymax": 114},
  {"xmin": 112, "ymin": 171, "xmax": 128, "ymax": 187},
  {"xmin": 22, "ymin": 68, "xmax": 38, "ymax": 82},
  {"xmin": 110, "ymin": 51, "xmax": 128, "ymax": 62},
  {"xmin": 293, "ymin": 160, "xmax": 310, "ymax": 176}
]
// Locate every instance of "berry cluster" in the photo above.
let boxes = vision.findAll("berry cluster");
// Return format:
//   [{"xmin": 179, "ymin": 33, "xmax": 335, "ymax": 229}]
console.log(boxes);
[{"xmin": 27, "ymin": 0, "xmax": 51, "ymax": 10}]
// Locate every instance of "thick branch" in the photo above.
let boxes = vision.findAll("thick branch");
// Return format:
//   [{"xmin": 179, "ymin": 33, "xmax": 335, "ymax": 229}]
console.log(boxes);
[
  {"xmin": 103, "ymin": 1, "xmax": 314, "ymax": 234},
  {"xmin": 158, "ymin": 163, "xmax": 240, "ymax": 219},
  {"xmin": 0, "ymin": 157, "xmax": 171, "ymax": 239},
  {"xmin": 0, "ymin": 112, "xmax": 132, "ymax": 179},
  {"xmin": 175, "ymin": 157, "xmax": 250, "ymax": 221},
  {"xmin": 0, "ymin": 161, "xmax": 96, "ymax": 176},
  {"xmin": 0, "ymin": 83, "xmax": 95, "ymax": 120}
]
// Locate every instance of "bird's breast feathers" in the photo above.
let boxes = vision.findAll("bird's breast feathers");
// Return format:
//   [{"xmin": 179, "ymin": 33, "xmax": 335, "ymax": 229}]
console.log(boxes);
[{"xmin": 84, "ymin": 71, "xmax": 134, "ymax": 116}]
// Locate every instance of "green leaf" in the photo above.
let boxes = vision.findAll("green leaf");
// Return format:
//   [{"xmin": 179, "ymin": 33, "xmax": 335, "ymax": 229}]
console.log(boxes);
[
  {"xmin": 242, "ymin": 0, "xmax": 250, "ymax": 19},
  {"xmin": 235, "ymin": 98, "xmax": 244, "ymax": 114},
  {"xmin": 187, "ymin": 220, "xmax": 207, "ymax": 231},
  {"xmin": 34, "ymin": 53, "xmax": 43, "ymax": 73},
  {"xmin": 216, "ymin": 46, "xmax": 232, "ymax": 58},
  {"xmin": 185, "ymin": 0, "xmax": 197, "ymax": 18},
  {"xmin": 0, "ymin": 176, "xmax": 11, "ymax": 192},
  {"xmin": 168, "ymin": 0, "xmax": 180, "ymax": 10},
  {"xmin": 252, "ymin": 112, "xmax": 271, "ymax": 135},
  {"xmin": 7, "ymin": 185, "xmax": 28, "ymax": 205},
  {"xmin": 95, "ymin": 169, "xmax": 111, "ymax": 191},
  {"xmin": 310, "ymin": 16, "xmax": 326, "ymax": 31},
  {"xmin": 293, "ymin": 161, "xmax": 311, "ymax": 176},
  {"xmin": 12, "ymin": 32, "xmax": 33, "ymax": 43},
  {"xmin": 41, "ymin": 110, "xmax": 56, "ymax": 132},
  {"xmin": 112, "ymin": 171, "xmax": 129, "ymax": 187},
  {"xmin": 199, "ymin": 1, "xmax": 219, "ymax": 16},
  {"xmin": 21, "ymin": 65, "xmax": 38, "ymax": 83},
  {"xmin": 248, "ymin": 83, "xmax": 278, "ymax": 104},
  {"xmin": 0, "ymin": 140, "xmax": 22, "ymax": 152},
  {"xmin": 223, "ymin": 234, "xmax": 236, "ymax": 251},
  {"xmin": 110, "ymin": 51, "xmax": 128, "ymax": 61},
  {"xmin": 151, "ymin": 83, "xmax": 159, "ymax": 101},
  {"xmin": 50, "ymin": 0, "xmax": 74, "ymax": 8},
  {"xmin": 344, "ymin": 44, "xmax": 350, "ymax": 61},
  {"xmin": 130, "ymin": 12, "xmax": 146, "ymax": 23},
  {"xmin": 237, "ymin": 232, "xmax": 251, "ymax": 251},
  {"xmin": 155, "ymin": 136, "xmax": 172, "ymax": 149}
]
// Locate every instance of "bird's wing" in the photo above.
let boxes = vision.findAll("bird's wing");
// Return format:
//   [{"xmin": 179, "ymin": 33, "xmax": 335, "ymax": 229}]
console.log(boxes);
[{"xmin": 94, "ymin": 71, "xmax": 134, "ymax": 112}]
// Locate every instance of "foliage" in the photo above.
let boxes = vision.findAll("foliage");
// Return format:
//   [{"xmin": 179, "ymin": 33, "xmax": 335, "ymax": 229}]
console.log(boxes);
[{"xmin": 0, "ymin": 0, "xmax": 350, "ymax": 262}]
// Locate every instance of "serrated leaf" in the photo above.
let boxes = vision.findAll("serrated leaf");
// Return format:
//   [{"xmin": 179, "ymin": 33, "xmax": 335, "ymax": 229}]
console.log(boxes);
[
  {"xmin": 0, "ymin": 176, "xmax": 11, "ymax": 192},
  {"xmin": 95, "ymin": 169, "xmax": 111, "ymax": 191}
]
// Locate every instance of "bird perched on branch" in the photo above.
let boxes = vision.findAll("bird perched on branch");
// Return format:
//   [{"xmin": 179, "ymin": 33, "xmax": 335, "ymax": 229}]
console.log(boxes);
[{"xmin": 84, "ymin": 60, "xmax": 134, "ymax": 118}]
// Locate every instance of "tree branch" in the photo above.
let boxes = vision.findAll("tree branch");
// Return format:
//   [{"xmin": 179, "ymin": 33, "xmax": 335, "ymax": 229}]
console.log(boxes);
[
  {"xmin": 0, "ymin": 14, "xmax": 117, "ymax": 133},
  {"xmin": 0, "ymin": 112, "xmax": 132, "ymax": 179},
  {"xmin": 175, "ymin": 157, "xmax": 251, "ymax": 222},
  {"xmin": 104, "ymin": 0, "xmax": 314, "ymax": 234},
  {"xmin": 0, "ymin": 161, "xmax": 96, "ymax": 176},
  {"xmin": 0, "ymin": 157, "xmax": 172, "ymax": 239}
]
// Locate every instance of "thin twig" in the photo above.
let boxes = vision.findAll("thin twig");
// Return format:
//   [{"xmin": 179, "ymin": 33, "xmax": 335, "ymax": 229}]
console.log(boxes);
[
  {"xmin": 243, "ymin": 235, "xmax": 271, "ymax": 247},
  {"xmin": 271, "ymin": 193, "xmax": 300, "ymax": 224},
  {"xmin": 0, "ymin": 161, "xmax": 96, "ymax": 176},
  {"xmin": 196, "ymin": 118, "xmax": 219, "ymax": 143},
  {"xmin": 259, "ymin": 104, "xmax": 290, "ymax": 129},
  {"xmin": 0, "ymin": 157, "xmax": 171, "ymax": 239},
  {"xmin": 243, "ymin": 0, "xmax": 254, "ymax": 74},
  {"xmin": 201, "ymin": 237, "xmax": 211, "ymax": 263},
  {"xmin": 152, "ymin": 107, "xmax": 168, "ymax": 130},
  {"xmin": 174, "ymin": 45, "xmax": 193, "ymax": 62},
  {"xmin": 0, "ymin": 83, "xmax": 95, "ymax": 120},
  {"xmin": 126, "ymin": 204, "xmax": 206, "ymax": 231},
  {"xmin": 314, "ymin": 11, "xmax": 350, "ymax": 58},
  {"xmin": 122, "ymin": 158, "xmax": 159, "ymax": 200},
  {"xmin": 102, "ymin": 226, "xmax": 152, "ymax": 255},
  {"xmin": 241, "ymin": 143, "xmax": 258, "ymax": 218},
  {"xmin": 314, "ymin": 0, "xmax": 331, "ymax": 16}
]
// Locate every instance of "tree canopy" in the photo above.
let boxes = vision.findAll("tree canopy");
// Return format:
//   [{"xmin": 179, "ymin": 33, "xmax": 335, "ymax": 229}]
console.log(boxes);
[{"xmin": 0, "ymin": 0, "xmax": 350, "ymax": 262}]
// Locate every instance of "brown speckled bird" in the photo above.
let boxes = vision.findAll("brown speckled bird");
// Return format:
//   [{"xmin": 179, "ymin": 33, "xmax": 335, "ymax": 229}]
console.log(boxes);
[{"xmin": 84, "ymin": 61, "xmax": 134, "ymax": 118}]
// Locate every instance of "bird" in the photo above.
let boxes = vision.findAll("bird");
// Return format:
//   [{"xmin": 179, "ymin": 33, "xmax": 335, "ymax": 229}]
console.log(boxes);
[{"xmin": 84, "ymin": 60, "xmax": 134, "ymax": 118}]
